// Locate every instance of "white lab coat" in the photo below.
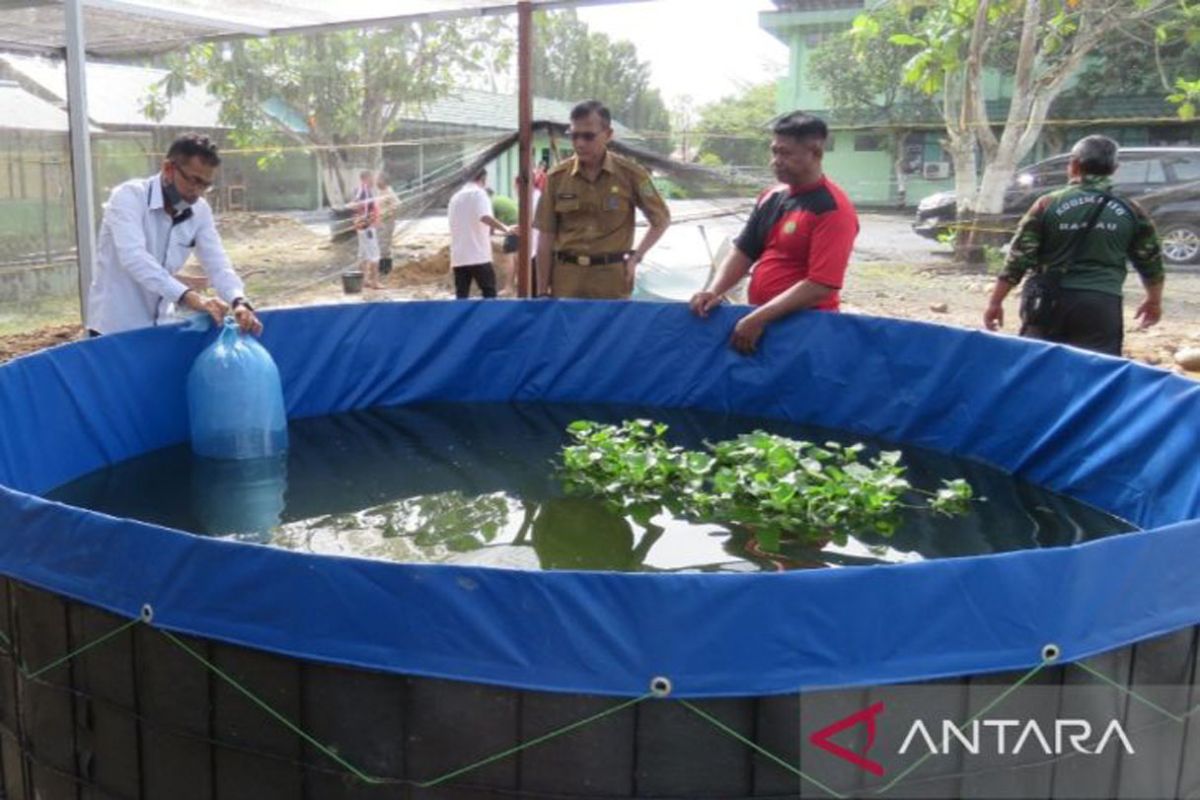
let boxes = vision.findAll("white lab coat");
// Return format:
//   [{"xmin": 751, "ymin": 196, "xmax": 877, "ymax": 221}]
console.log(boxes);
[{"xmin": 86, "ymin": 174, "xmax": 245, "ymax": 334}]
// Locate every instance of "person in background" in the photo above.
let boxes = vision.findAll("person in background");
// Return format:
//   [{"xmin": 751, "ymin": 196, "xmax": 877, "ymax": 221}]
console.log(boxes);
[
  {"xmin": 983, "ymin": 135, "xmax": 1164, "ymax": 355},
  {"xmin": 690, "ymin": 112, "xmax": 858, "ymax": 355},
  {"xmin": 87, "ymin": 132, "xmax": 261, "ymax": 336},
  {"xmin": 534, "ymin": 100, "xmax": 670, "ymax": 299},
  {"xmin": 490, "ymin": 188, "xmax": 519, "ymax": 295},
  {"xmin": 448, "ymin": 169, "xmax": 511, "ymax": 299},
  {"xmin": 375, "ymin": 173, "xmax": 400, "ymax": 277},
  {"xmin": 506, "ymin": 174, "xmax": 544, "ymax": 296},
  {"xmin": 352, "ymin": 170, "xmax": 382, "ymax": 290}
]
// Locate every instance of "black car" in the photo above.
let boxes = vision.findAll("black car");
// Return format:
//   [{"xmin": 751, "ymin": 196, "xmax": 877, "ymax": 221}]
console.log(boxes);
[{"xmin": 912, "ymin": 147, "xmax": 1200, "ymax": 265}]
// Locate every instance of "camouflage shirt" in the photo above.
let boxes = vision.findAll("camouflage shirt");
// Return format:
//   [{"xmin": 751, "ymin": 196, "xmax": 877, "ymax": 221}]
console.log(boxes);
[{"xmin": 1001, "ymin": 175, "xmax": 1164, "ymax": 297}]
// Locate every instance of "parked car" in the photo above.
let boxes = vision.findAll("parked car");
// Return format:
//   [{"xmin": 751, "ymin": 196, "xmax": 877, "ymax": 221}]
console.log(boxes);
[{"xmin": 912, "ymin": 147, "xmax": 1200, "ymax": 265}]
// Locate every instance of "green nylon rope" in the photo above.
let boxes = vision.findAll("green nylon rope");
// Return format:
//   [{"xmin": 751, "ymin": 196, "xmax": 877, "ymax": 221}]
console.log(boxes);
[
  {"xmin": 678, "ymin": 699, "xmax": 847, "ymax": 799},
  {"xmin": 3, "ymin": 617, "xmax": 1199, "ymax": 797},
  {"xmin": 1073, "ymin": 660, "xmax": 1200, "ymax": 724},
  {"xmin": 872, "ymin": 659, "xmax": 1049, "ymax": 795},
  {"xmin": 0, "ymin": 617, "xmax": 141, "ymax": 681},
  {"xmin": 159, "ymin": 629, "xmax": 385, "ymax": 785},
  {"xmin": 417, "ymin": 693, "xmax": 652, "ymax": 788},
  {"xmin": 162, "ymin": 628, "xmax": 654, "ymax": 789}
]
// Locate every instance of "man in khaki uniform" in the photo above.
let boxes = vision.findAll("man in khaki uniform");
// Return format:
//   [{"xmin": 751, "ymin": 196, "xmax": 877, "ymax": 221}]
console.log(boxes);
[{"xmin": 534, "ymin": 100, "xmax": 671, "ymax": 299}]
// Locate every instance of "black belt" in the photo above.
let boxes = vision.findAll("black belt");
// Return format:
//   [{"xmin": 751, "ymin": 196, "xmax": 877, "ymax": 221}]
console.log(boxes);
[{"xmin": 557, "ymin": 251, "xmax": 628, "ymax": 266}]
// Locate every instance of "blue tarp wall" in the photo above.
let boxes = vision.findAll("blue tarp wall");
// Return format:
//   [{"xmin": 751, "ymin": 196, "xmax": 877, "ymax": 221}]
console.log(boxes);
[{"xmin": 1, "ymin": 301, "xmax": 1199, "ymax": 697}]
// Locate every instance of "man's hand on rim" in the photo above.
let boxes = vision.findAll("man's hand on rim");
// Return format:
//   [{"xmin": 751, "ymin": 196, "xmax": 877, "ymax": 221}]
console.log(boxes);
[{"xmin": 689, "ymin": 290, "xmax": 723, "ymax": 318}]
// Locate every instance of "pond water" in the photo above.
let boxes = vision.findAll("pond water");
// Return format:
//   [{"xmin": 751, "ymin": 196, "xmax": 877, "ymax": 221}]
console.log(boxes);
[{"xmin": 46, "ymin": 402, "xmax": 1136, "ymax": 572}]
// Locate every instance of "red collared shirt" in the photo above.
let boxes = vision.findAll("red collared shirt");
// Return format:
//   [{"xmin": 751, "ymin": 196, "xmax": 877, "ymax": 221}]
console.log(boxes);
[{"xmin": 735, "ymin": 175, "xmax": 858, "ymax": 310}]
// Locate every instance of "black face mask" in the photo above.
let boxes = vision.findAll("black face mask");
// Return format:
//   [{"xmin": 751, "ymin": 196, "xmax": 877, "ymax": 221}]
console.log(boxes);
[{"xmin": 162, "ymin": 175, "xmax": 191, "ymax": 215}]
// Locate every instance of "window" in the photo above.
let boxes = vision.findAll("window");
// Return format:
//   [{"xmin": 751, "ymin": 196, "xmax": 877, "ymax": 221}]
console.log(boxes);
[
  {"xmin": 1030, "ymin": 158, "xmax": 1069, "ymax": 187},
  {"xmin": 1113, "ymin": 158, "xmax": 1166, "ymax": 185},
  {"xmin": 854, "ymin": 135, "xmax": 884, "ymax": 152},
  {"xmin": 901, "ymin": 142, "xmax": 924, "ymax": 174},
  {"xmin": 1168, "ymin": 156, "xmax": 1200, "ymax": 182}
]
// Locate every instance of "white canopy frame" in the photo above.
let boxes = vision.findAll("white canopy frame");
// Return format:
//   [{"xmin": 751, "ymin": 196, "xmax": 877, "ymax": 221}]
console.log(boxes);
[{"xmin": 2, "ymin": 0, "xmax": 647, "ymax": 317}]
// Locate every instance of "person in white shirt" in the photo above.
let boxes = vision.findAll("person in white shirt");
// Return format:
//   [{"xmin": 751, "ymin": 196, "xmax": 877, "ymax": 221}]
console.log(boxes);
[
  {"xmin": 87, "ymin": 133, "xmax": 262, "ymax": 336},
  {"xmin": 447, "ymin": 169, "xmax": 511, "ymax": 299},
  {"xmin": 502, "ymin": 175, "xmax": 542, "ymax": 296},
  {"xmin": 351, "ymin": 170, "xmax": 382, "ymax": 290}
]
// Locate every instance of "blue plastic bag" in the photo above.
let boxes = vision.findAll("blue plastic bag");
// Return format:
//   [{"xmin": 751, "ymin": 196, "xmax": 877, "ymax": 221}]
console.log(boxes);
[
  {"xmin": 187, "ymin": 317, "xmax": 288, "ymax": 460},
  {"xmin": 191, "ymin": 453, "xmax": 287, "ymax": 542}
]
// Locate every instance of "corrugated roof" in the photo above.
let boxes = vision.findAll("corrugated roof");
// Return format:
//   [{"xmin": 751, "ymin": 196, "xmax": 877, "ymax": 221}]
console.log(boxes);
[
  {"xmin": 412, "ymin": 88, "xmax": 638, "ymax": 138},
  {"xmin": 1048, "ymin": 94, "xmax": 1182, "ymax": 123},
  {"xmin": 0, "ymin": 55, "xmax": 643, "ymax": 141},
  {"xmin": 0, "ymin": 1, "xmax": 646, "ymax": 58},
  {"xmin": 0, "ymin": 53, "xmax": 224, "ymax": 130},
  {"xmin": 808, "ymin": 93, "xmax": 1187, "ymax": 131}
]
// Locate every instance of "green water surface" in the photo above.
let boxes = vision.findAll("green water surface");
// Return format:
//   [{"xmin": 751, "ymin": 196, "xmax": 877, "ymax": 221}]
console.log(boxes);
[{"xmin": 46, "ymin": 402, "xmax": 1136, "ymax": 572}]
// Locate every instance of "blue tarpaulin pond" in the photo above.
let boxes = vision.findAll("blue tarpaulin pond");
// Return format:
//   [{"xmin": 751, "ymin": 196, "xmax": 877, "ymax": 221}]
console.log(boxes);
[{"xmin": 1, "ymin": 300, "xmax": 1199, "ymax": 697}]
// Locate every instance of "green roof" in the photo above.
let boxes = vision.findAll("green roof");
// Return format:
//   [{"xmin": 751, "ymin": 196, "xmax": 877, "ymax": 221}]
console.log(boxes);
[
  {"xmin": 805, "ymin": 94, "xmax": 1185, "ymax": 131},
  {"xmin": 411, "ymin": 88, "xmax": 639, "ymax": 139}
]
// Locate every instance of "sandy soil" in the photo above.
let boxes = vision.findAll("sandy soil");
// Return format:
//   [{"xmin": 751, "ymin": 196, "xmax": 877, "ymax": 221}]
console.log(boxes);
[{"xmin": 3, "ymin": 211, "xmax": 1198, "ymax": 378}]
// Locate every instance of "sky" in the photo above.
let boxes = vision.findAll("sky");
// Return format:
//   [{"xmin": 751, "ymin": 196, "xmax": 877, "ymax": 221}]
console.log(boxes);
[{"xmin": 574, "ymin": 0, "xmax": 788, "ymax": 110}]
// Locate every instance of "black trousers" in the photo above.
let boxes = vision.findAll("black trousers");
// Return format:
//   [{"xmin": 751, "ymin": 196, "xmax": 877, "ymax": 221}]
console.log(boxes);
[
  {"xmin": 453, "ymin": 263, "xmax": 497, "ymax": 299},
  {"xmin": 1020, "ymin": 288, "xmax": 1123, "ymax": 356}
]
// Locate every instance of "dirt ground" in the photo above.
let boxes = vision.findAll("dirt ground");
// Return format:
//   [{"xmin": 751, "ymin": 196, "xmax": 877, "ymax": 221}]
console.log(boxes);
[{"xmin": 3, "ymin": 211, "xmax": 1198, "ymax": 378}]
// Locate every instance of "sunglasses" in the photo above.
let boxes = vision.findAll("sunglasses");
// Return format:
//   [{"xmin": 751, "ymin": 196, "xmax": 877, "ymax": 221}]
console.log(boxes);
[
  {"xmin": 568, "ymin": 131, "xmax": 602, "ymax": 142},
  {"xmin": 172, "ymin": 162, "xmax": 215, "ymax": 192}
]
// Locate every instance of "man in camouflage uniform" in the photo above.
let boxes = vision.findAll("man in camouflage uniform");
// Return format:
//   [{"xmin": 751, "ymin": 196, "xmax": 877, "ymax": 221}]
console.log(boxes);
[
  {"xmin": 983, "ymin": 135, "xmax": 1164, "ymax": 356},
  {"xmin": 534, "ymin": 100, "xmax": 671, "ymax": 299}
]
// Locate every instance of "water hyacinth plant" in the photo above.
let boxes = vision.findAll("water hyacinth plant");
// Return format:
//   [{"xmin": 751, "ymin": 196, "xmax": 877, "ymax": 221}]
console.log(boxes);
[{"xmin": 559, "ymin": 419, "xmax": 975, "ymax": 551}]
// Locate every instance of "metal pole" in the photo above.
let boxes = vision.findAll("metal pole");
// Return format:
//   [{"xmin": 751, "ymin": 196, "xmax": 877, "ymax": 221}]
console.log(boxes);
[
  {"xmin": 64, "ymin": 0, "xmax": 98, "ymax": 325},
  {"xmin": 516, "ymin": 0, "xmax": 533, "ymax": 298}
]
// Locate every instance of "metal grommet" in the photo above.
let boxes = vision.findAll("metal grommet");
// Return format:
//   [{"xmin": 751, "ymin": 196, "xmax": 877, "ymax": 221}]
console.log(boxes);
[
  {"xmin": 650, "ymin": 676, "xmax": 672, "ymax": 698},
  {"xmin": 1041, "ymin": 643, "xmax": 1060, "ymax": 663},
  {"xmin": 140, "ymin": 604, "xmax": 154, "ymax": 624}
]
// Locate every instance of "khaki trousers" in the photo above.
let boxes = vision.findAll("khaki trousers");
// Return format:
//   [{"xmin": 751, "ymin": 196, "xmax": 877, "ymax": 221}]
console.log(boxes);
[{"xmin": 551, "ymin": 260, "xmax": 628, "ymax": 299}]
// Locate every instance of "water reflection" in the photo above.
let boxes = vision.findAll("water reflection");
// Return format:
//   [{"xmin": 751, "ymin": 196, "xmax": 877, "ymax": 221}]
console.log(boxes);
[
  {"xmin": 192, "ymin": 454, "xmax": 286, "ymax": 542},
  {"xmin": 532, "ymin": 497, "xmax": 664, "ymax": 571},
  {"xmin": 46, "ymin": 402, "xmax": 1137, "ymax": 572}
]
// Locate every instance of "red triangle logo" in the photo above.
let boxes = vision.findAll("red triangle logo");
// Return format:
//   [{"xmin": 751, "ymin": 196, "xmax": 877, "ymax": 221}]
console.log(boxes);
[{"xmin": 809, "ymin": 701, "xmax": 886, "ymax": 776}]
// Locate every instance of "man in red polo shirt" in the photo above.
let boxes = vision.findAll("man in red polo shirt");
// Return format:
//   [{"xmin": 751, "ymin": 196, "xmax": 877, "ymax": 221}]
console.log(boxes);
[{"xmin": 690, "ymin": 112, "xmax": 858, "ymax": 354}]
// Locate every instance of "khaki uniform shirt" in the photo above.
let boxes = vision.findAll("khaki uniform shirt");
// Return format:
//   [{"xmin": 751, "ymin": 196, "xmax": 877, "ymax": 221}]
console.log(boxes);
[{"xmin": 534, "ymin": 151, "xmax": 670, "ymax": 257}]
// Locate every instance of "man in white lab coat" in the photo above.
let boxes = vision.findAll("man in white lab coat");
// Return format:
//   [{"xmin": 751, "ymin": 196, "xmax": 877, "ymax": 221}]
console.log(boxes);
[{"xmin": 87, "ymin": 133, "xmax": 262, "ymax": 336}]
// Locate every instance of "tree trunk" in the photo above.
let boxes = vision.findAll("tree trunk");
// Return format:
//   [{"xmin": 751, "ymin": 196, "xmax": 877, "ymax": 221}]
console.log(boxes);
[
  {"xmin": 946, "ymin": 137, "xmax": 978, "ymax": 215},
  {"xmin": 890, "ymin": 130, "xmax": 911, "ymax": 208},
  {"xmin": 318, "ymin": 141, "xmax": 385, "ymax": 209},
  {"xmin": 945, "ymin": 138, "xmax": 988, "ymax": 267}
]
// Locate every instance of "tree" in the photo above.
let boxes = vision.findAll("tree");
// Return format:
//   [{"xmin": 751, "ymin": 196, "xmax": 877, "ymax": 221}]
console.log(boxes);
[
  {"xmin": 1057, "ymin": 4, "xmax": 1200, "ymax": 119},
  {"xmin": 809, "ymin": 6, "xmax": 939, "ymax": 205},
  {"xmin": 532, "ymin": 10, "xmax": 670, "ymax": 150},
  {"xmin": 692, "ymin": 83, "xmax": 777, "ymax": 169},
  {"xmin": 856, "ymin": 0, "xmax": 1176, "ymax": 228},
  {"xmin": 670, "ymin": 94, "xmax": 695, "ymax": 162},
  {"xmin": 147, "ymin": 21, "xmax": 507, "ymax": 206},
  {"xmin": 1158, "ymin": 0, "xmax": 1200, "ymax": 118}
]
